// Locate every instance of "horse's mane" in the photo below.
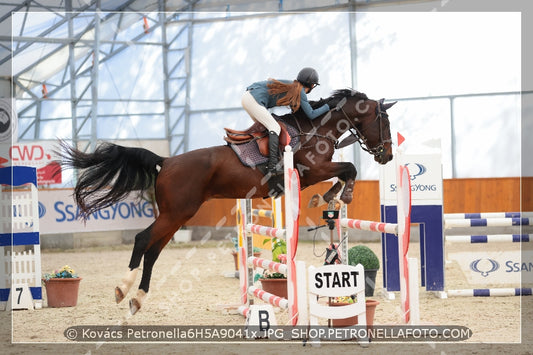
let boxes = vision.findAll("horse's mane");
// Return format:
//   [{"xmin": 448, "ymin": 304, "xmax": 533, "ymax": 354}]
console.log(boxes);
[
  {"xmin": 276, "ymin": 88, "xmax": 369, "ymax": 127},
  {"xmin": 310, "ymin": 89, "xmax": 368, "ymax": 109}
]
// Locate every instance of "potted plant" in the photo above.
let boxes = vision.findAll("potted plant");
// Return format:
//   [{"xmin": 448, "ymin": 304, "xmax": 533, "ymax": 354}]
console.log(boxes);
[
  {"xmin": 348, "ymin": 245, "xmax": 380, "ymax": 297},
  {"xmin": 257, "ymin": 237, "xmax": 287, "ymax": 299},
  {"xmin": 231, "ymin": 237, "xmax": 261, "ymax": 271},
  {"xmin": 329, "ymin": 296, "xmax": 380, "ymax": 332},
  {"xmin": 42, "ymin": 265, "xmax": 82, "ymax": 307}
]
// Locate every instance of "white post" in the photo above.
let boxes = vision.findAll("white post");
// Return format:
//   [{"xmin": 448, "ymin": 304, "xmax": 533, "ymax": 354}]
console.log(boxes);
[
  {"xmin": 283, "ymin": 146, "xmax": 300, "ymax": 326},
  {"xmin": 408, "ymin": 257, "xmax": 420, "ymax": 325},
  {"xmin": 396, "ymin": 150, "xmax": 413, "ymax": 324}
]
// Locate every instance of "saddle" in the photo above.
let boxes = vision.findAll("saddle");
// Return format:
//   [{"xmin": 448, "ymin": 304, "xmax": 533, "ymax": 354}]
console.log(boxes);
[{"xmin": 224, "ymin": 121, "xmax": 291, "ymax": 157}]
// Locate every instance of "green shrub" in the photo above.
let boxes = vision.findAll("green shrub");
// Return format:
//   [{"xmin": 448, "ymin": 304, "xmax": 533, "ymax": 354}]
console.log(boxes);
[{"xmin": 348, "ymin": 245, "xmax": 380, "ymax": 270}]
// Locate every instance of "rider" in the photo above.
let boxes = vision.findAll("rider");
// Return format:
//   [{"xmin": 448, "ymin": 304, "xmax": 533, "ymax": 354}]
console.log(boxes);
[{"xmin": 242, "ymin": 67, "xmax": 330, "ymax": 176}]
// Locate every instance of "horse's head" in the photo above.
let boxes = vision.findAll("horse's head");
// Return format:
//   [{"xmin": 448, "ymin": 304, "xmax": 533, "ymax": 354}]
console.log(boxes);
[{"xmin": 325, "ymin": 90, "xmax": 395, "ymax": 164}]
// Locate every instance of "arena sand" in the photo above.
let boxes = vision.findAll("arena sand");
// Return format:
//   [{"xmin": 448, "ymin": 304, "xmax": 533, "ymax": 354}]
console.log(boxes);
[{"xmin": 2, "ymin": 241, "xmax": 532, "ymax": 354}]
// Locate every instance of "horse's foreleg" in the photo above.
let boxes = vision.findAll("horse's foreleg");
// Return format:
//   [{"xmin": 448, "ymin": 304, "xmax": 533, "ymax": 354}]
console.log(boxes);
[
  {"xmin": 338, "ymin": 163, "xmax": 357, "ymax": 204},
  {"xmin": 115, "ymin": 224, "xmax": 154, "ymax": 304},
  {"xmin": 340, "ymin": 179, "xmax": 355, "ymax": 204},
  {"xmin": 323, "ymin": 181, "xmax": 343, "ymax": 203},
  {"xmin": 308, "ymin": 162, "xmax": 357, "ymax": 205}
]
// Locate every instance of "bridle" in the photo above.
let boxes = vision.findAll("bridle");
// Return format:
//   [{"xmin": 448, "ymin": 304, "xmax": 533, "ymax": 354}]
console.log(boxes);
[
  {"xmin": 290, "ymin": 96, "xmax": 393, "ymax": 162},
  {"xmin": 335, "ymin": 99, "xmax": 392, "ymax": 161}
]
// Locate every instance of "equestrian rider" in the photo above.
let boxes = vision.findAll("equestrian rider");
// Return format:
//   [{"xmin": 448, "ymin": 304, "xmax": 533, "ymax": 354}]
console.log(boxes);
[{"xmin": 242, "ymin": 67, "xmax": 330, "ymax": 176}]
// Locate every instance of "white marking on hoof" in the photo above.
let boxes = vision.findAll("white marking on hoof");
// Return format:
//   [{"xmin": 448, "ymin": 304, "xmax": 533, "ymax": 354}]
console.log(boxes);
[
  {"xmin": 115, "ymin": 286, "xmax": 125, "ymax": 304},
  {"xmin": 116, "ymin": 268, "xmax": 139, "ymax": 302},
  {"xmin": 129, "ymin": 289, "xmax": 147, "ymax": 315}
]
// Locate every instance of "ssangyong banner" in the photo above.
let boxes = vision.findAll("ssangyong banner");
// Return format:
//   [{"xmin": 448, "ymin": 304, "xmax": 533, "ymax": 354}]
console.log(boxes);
[
  {"xmin": 39, "ymin": 189, "xmax": 155, "ymax": 234},
  {"xmin": 379, "ymin": 153, "xmax": 443, "ymax": 206}
]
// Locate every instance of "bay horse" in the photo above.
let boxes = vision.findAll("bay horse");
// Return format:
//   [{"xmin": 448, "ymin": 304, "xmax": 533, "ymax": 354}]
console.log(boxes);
[{"xmin": 59, "ymin": 89, "xmax": 395, "ymax": 314}]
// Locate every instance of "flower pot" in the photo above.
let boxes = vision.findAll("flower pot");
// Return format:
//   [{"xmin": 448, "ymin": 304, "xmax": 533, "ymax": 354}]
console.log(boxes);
[
  {"xmin": 364, "ymin": 269, "xmax": 378, "ymax": 297},
  {"xmin": 232, "ymin": 251, "xmax": 261, "ymax": 271},
  {"xmin": 357, "ymin": 299, "xmax": 379, "ymax": 331},
  {"xmin": 43, "ymin": 278, "xmax": 82, "ymax": 307},
  {"xmin": 259, "ymin": 278, "xmax": 287, "ymax": 299},
  {"xmin": 330, "ymin": 302, "xmax": 357, "ymax": 327},
  {"xmin": 330, "ymin": 299, "xmax": 380, "ymax": 330}
]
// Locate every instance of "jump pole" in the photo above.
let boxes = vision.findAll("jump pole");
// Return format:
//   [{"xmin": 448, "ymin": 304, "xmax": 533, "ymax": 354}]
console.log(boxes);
[
  {"xmin": 236, "ymin": 193, "xmax": 282, "ymax": 267},
  {"xmin": 446, "ymin": 235, "xmax": 530, "ymax": 243},
  {"xmin": 445, "ymin": 218, "xmax": 532, "ymax": 229},
  {"xmin": 238, "ymin": 146, "xmax": 307, "ymax": 326},
  {"xmin": 445, "ymin": 212, "xmax": 533, "ymax": 219}
]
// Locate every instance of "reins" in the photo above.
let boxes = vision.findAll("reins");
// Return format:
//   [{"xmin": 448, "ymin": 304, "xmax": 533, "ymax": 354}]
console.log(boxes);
[
  {"xmin": 289, "ymin": 98, "xmax": 391, "ymax": 160},
  {"xmin": 336, "ymin": 103, "xmax": 392, "ymax": 159}
]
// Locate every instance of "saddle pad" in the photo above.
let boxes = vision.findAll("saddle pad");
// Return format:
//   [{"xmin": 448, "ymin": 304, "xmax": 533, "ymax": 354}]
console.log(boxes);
[{"xmin": 230, "ymin": 123, "xmax": 300, "ymax": 168}]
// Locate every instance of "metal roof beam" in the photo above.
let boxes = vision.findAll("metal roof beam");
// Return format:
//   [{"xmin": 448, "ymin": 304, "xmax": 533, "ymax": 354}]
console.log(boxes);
[
  {"xmin": 0, "ymin": 1, "xmax": 96, "ymax": 66},
  {"xmin": 9, "ymin": 36, "xmax": 164, "ymax": 46},
  {"xmin": 13, "ymin": 2, "xmax": 192, "ymax": 123}
]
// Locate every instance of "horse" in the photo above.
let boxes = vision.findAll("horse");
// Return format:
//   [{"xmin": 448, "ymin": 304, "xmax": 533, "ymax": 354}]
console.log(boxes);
[{"xmin": 58, "ymin": 89, "xmax": 395, "ymax": 314}]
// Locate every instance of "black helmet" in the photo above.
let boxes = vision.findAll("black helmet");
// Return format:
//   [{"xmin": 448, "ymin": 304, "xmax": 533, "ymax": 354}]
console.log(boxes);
[{"xmin": 297, "ymin": 67, "xmax": 319, "ymax": 88}]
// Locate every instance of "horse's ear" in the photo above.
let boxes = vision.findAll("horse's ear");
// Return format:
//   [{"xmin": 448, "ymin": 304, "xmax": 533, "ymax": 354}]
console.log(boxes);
[{"xmin": 382, "ymin": 101, "xmax": 397, "ymax": 111}]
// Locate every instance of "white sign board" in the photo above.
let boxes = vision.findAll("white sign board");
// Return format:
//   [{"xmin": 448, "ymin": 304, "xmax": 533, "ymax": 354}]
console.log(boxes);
[
  {"xmin": 380, "ymin": 153, "xmax": 443, "ymax": 206},
  {"xmin": 38, "ymin": 189, "xmax": 155, "ymax": 234},
  {"xmin": 308, "ymin": 264, "xmax": 364, "ymax": 297},
  {"xmin": 448, "ymin": 250, "xmax": 532, "ymax": 286}
]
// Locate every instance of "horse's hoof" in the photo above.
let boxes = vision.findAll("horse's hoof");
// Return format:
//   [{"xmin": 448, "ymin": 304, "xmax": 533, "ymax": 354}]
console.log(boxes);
[
  {"xmin": 115, "ymin": 286, "xmax": 125, "ymax": 304},
  {"xmin": 340, "ymin": 193, "xmax": 353, "ymax": 205},
  {"xmin": 129, "ymin": 298, "xmax": 141, "ymax": 315}
]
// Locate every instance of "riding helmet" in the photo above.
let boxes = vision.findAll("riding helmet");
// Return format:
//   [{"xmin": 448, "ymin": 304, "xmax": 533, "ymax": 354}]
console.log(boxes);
[{"xmin": 297, "ymin": 67, "xmax": 320, "ymax": 88}]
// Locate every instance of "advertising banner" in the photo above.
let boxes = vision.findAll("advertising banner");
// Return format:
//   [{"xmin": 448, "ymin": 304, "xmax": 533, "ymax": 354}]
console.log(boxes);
[
  {"xmin": 37, "ymin": 189, "xmax": 155, "ymax": 234},
  {"xmin": 448, "ymin": 250, "xmax": 532, "ymax": 286},
  {"xmin": 380, "ymin": 153, "xmax": 443, "ymax": 206},
  {"xmin": 1, "ymin": 141, "xmax": 61, "ymax": 185}
]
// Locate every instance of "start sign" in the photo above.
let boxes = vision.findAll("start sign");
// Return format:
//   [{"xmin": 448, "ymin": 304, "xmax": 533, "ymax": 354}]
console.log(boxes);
[{"xmin": 308, "ymin": 264, "xmax": 365, "ymax": 298}]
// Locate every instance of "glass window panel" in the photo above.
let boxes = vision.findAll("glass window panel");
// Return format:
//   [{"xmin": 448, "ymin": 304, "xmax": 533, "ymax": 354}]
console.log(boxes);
[
  {"xmin": 355, "ymin": 12, "xmax": 520, "ymax": 98},
  {"xmin": 358, "ymin": 99, "xmax": 452, "ymax": 179},
  {"xmin": 453, "ymin": 95, "xmax": 520, "ymax": 177},
  {"xmin": 523, "ymin": 93, "xmax": 533, "ymax": 177},
  {"xmin": 97, "ymin": 115, "xmax": 165, "ymax": 139},
  {"xmin": 189, "ymin": 110, "xmax": 250, "ymax": 152},
  {"xmin": 190, "ymin": 12, "xmax": 350, "ymax": 111}
]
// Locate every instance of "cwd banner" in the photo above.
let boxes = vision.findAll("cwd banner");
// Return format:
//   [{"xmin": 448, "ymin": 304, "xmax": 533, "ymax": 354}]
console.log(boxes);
[
  {"xmin": 38, "ymin": 189, "xmax": 155, "ymax": 234},
  {"xmin": 0, "ymin": 141, "xmax": 61, "ymax": 185}
]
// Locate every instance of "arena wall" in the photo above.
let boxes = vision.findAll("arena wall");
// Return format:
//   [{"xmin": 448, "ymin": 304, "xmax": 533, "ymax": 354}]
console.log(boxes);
[{"xmin": 39, "ymin": 177, "xmax": 532, "ymax": 248}]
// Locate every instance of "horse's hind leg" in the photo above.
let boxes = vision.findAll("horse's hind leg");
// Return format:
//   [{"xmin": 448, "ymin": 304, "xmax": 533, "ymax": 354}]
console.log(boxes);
[
  {"xmin": 128, "ymin": 240, "xmax": 166, "ymax": 315},
  {"xmin": 115, "ymin": 224, "xmax": 154, "ymax": 303},
  {"xmin": 308, "ymin": 181, "xmax": 343, "ymax": 208},
  {"xmin": 129, "ymin": 225, "xmax": 179, "ymax": 315},
  {"xmin": 127, "ymin": 211, "xmax": 189, "ymax": 314}
]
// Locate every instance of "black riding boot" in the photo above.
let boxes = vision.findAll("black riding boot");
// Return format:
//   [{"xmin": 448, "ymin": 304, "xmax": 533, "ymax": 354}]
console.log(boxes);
[{"xmin": 267, "ymin": 131, "xmax": 283, "ymax": 176}]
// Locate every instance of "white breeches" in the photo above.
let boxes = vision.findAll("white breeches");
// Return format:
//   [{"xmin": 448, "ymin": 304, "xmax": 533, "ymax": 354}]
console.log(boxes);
[{"xmin": 241, "ymin": 91, "xmax": 281, "ymax": 135}]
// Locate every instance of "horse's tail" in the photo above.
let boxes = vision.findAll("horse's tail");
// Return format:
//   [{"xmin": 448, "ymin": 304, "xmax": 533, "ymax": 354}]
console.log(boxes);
[{"xmin": 58, "ymin": 140, "xmax": 165, "ymax": 220}]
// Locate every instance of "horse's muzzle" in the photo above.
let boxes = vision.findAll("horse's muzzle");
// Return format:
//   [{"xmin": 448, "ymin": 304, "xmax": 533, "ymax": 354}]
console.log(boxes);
[{"xmin": 374, "ymin": 149, "xmax": 393, "ymax": 164}]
